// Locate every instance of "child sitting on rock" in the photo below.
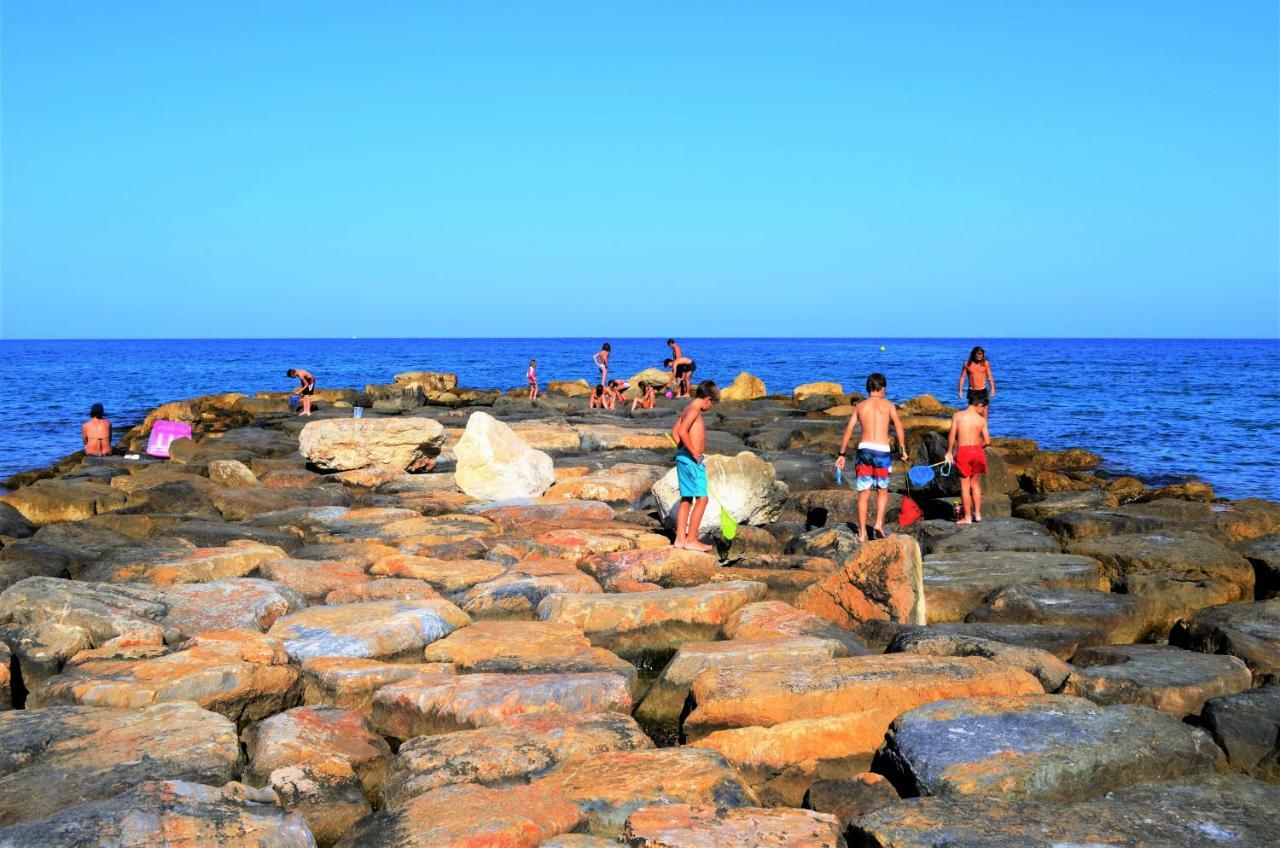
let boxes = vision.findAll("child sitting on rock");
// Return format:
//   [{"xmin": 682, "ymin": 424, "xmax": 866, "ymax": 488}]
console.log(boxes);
[
  {"xmin": 589, "ymin": 384, "xmax": 607, "ymax": 409},
  {"xmin": 945, "ymin": 393, "xmax": 991, "ymax": 524},
  {"xmin": 631, "ymin": 381, "xmax": 657, "ymax": 413},
  {"xmin": 671, "ymin": 380, "xmax": 720, "ymax": 552}
]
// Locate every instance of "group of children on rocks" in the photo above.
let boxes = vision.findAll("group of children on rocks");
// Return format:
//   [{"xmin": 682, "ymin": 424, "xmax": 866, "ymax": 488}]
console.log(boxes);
[{"xmin": 667, "ymin": 345, "xmax": 996, "ymax": 547}]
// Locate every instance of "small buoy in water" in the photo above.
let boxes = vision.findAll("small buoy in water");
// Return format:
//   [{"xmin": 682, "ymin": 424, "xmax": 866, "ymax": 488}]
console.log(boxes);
[{"xmin": 880, "ymin": 345, "xmax": 886, "ymax": 351}]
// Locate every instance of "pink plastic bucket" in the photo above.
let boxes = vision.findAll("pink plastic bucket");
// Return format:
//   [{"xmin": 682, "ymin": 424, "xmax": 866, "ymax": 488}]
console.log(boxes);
[{"xmin": 146, "ymin": 420, "xmax": 193, "ymax": 458}]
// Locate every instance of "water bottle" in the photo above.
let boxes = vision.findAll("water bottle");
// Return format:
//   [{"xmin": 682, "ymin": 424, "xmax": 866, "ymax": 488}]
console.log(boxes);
[{"xmin": 353, "ymin": 406, "xmax": 364, "ymax": 419}]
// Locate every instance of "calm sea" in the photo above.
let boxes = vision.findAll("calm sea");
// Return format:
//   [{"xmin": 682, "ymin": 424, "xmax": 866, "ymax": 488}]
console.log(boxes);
[{"xmin": 1, "ymin": 338, "xmax": 1277, "ymax": 500}]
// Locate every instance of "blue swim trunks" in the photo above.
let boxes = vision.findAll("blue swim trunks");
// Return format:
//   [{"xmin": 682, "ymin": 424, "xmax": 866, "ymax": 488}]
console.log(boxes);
[
  {"xmin": 855, "ymin": 446, "xmax": 893, "ymax": 492},
  {"xmin": 675, "ymin": 447, "xmax": 708, "ymax": 498}
]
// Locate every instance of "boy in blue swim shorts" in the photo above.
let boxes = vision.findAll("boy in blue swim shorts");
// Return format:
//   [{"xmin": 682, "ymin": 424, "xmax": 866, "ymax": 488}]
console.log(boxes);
[
  {"xmin": 670, "ymin": 380, "xmax": 720, "ymax": 551},
  {"xmin": 835, "ymin": 373, "xmax": 908, "ymax": 543}
]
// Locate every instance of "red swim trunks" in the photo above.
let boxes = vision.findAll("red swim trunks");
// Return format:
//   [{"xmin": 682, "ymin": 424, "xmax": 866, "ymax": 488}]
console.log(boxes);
[{"xmin": 955, "ymin": 445, "xmax": 987, "ymax": 478}]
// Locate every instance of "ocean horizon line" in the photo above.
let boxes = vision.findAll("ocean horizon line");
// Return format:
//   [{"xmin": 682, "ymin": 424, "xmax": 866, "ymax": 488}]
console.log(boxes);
[{"xmin": 3, "ymin": 335, "xmax": 1277, "ymax": 343}]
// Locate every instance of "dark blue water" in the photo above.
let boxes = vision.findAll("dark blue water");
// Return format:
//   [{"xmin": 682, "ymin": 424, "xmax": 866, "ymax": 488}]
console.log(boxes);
[{"xmin": 1, "ymin": 338, "xmax": 1277, "ymax": 500}]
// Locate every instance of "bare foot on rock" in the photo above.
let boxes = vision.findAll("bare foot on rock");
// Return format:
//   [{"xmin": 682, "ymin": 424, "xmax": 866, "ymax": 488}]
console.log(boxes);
[{"xmin": 955, "ymin": 517, "xmax": 973, "ymax": 525}]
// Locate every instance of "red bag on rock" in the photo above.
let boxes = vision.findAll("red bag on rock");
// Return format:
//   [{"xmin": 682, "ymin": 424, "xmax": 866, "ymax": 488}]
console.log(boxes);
[{"xmin": 899, "ymin": 495, "xmax": 923, "ymax": 527}]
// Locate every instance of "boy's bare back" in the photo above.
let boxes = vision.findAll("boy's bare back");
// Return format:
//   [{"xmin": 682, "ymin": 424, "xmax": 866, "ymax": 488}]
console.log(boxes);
[
  {"xmin": 677, "ymin": 400, "xmax": 706, "ymax": 457},
  {"xmin": 855, "ymin": 396, "xmax": 897, "ymax": 444},
  {"xmin": 953, "ymin": 407, "xmax": 990, "ymax": 447}
]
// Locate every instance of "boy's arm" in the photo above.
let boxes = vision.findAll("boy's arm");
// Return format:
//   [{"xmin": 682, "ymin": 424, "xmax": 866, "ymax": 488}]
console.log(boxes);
[
  {"xmin": 986, "ymin": 362, "xmax": 996, "ymax": 396},
  {"xmin": 671, "ymin": 406, "xmax": 691, "ymax": 451},
  {"xmin": 890, "ymin": 405, "xmax": 908, "ymax": 461},
  {"xmin": 958, "ymin": 364, "xmax": 967, "ymax": 399},
  {"xmin": 945, "ymin": 413, "xmax": 958, "ymax": 462},
  {"xmin": 835, "ymin": 408, "xmax": 859, "ymax": 470},
  {"xmin": 981, "ymin": 416, "xmax": 991, "ymax": 447}
]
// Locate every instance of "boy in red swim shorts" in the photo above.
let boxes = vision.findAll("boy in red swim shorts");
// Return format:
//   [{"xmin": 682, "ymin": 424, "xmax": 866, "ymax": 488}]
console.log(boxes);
[{"xmin": 945, "ymin": 395, "xmax": 991, "ymax": 524}]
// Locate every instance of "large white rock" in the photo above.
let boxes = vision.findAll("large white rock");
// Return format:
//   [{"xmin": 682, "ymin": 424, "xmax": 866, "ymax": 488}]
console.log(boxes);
[
  {"xmin": 298, "ymin": 417, "xmax": 446, "ymax": 472},
  {"xmin": 652, "ymin": 451, "xmax": 788, "ymax": 538},
  {"xmin": 455, "ymin": 412, "xmax": 555, "ymax": 501}
]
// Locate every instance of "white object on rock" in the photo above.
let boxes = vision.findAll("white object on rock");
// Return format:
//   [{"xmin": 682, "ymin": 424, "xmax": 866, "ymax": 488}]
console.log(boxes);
[
  {"xmin": 454, "ymin": 411, "xmax": 555, "ymax": 501},
  {"xmin": 652, "ymin": 450, "xmax": 789, "ymax": 538}
]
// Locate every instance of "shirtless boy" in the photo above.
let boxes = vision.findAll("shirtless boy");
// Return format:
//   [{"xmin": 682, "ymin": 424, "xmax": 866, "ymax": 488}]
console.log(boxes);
[
  {"xmin": 945, "ymin": 395, "xmax": 991, "ymax": 524},
  {"xmin": 670, "ymin": 380, "xmax": 720, "ymax": 551},
  {"xmin": 527, "ymin": 359, "xmax": 540, "ymax": 401},
  {"xmin": 663, "ymin": 356, "xmax": 696, "ymax": 398},
  {"xmin": 287, "ymin": 368, "xmax": 316, "ymax": 416},
  {"xmin": 594, "ymin": 343, "xmax": 611, "ymax": 386},
  {"xmin": 835, "ymin": 373, "xmax": 908, "ymax": 542},
  {"xmin": 957, "ymin": 346, "xmax": 995, "ymax": 417}
]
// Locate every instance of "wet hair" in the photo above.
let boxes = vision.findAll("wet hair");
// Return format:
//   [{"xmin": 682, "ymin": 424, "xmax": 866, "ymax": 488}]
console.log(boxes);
[
  {"xmin": 971, "ymin": 394, "xmax": 989, "ymax": 408},
  {"xmin": 529, "ymin": 359, "xmax": 536, "ymax": 365},
  {"xmin": 89, "ymin": 403, "xmax": 105, "ymax": 419},
  {"xmin": 968, "ymin": 346, "xmax": 986, "ymax": 363},
  {"xmin": 602, "ymin": 343, "xmax": 611, "ymax": 352},
  {"xmin": 592, "ymin": 384, "xmax": 604, "ymax": 396},
  {"xmin": 667, "ymin": 338, "xmax": 676, "ymax": 346},
  {"xmin": 866, "ymin": 373, "xmax": 887, "ymax": 393},
  {"xmin": 286, "ymin": 369, "xmax": 297, "ymax": 377},
  {"xmin": 663, "ymin": 358, "xmax": 674, "ymax": 367},
  {"xmin": 695, "ymin": 380, "xmax": 720, "ymax": 402}
]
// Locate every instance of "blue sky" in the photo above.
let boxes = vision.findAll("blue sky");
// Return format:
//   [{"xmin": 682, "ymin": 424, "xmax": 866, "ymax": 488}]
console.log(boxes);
[{"xmin": 3, "ymin": 2, "xmax": 1276, "ymax": 339}]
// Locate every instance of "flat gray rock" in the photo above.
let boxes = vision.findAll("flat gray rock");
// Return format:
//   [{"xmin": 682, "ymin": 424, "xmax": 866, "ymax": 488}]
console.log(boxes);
[
  {"xmin": 1201, "ymin": 684, "xmax": 1280, "ymax": 782},
  {"xmin": 912, "ymin": 518, "xmax": 1061, "ymax": 556},
  {"xmin": 1064, "ymin": 643, "xmax": 1252, "ymax": 718},
  {"xmin": 922, "ymin": 551, "xmax": 1107, "ymax": 622}
]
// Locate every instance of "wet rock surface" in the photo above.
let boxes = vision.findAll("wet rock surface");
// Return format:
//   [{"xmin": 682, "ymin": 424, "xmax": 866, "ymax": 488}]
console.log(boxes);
[{"xmin": 1, "ymin": 379, "xmax": 1276, "ymax": 845}]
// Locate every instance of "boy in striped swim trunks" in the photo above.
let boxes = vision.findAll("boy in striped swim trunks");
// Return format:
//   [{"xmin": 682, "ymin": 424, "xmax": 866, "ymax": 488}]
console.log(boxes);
[{"xmin": 835, "ymin": 373, "xmax": 908, "ymax": 542}]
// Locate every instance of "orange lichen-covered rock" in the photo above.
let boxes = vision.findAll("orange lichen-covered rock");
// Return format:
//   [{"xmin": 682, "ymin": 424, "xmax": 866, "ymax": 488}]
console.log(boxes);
[
  {"xmin": 29, "ymin": 630, "xmax": 300, "ymax": 725},
  {"xmin": 372, "ymin": 670, "xmax": 633, "ymax": 741},
  {"xmin": 684, "ymin": 654, "xmax": 1041, "ymax": 740},
  {"xmin": 623, "ymin": 803, "xmax": 844, "ymax": 848},
  {"xmin": 533, "ymin": 748, "xmax": 758, "ymax": 837},
  {"xmin": 79, "ymin": 540, "xmax": 289, "ymax": 585},
  {"xmin": 259, "ymin": 557, "xmax": 371, "ymax": 601},
  {"xmin": 0, "ymin": 703, "xmax": 241, "ymax": 827},
  {"xmin": 724, "ymin": 600, "xmax": 870, "ymax": 656},
  {"xmin": 385, "ymin": 712, "xmax": 654, "ymax": 806},
  {"xmin": 334, "ymin": 782, "xmax": 585, "ymax": 848},
  {"xmin": 300, "ymin": 657, "xmax": 454, "ymax": 719},
  {"xmin": 368, "ymin": 554, "xmax": 505, "ymax": 592},
  {"xmin": 795, "ymin": 535, "xmax": 925, "ymax": 628},
  {"xmin": 422, "ymin": 620, "xmax": 636, "ymax": 687},
  {"xmin": 583, "ymin": 547, "xmax": 721, "ymax": 590}
]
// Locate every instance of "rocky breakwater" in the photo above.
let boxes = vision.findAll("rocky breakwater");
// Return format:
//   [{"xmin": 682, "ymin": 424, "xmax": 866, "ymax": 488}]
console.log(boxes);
[{"xmin": 0, "ymin": 370, "xmax": 1277, "ymax": 846}]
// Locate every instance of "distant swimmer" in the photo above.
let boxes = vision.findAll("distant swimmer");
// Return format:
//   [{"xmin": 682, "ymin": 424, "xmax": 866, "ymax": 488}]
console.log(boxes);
[
  {"xmin": 835, "ymin": 373, "xmax": 908, "ymax": 543},
  {"xmin": 527, "ymin": 359, "xmax": 540, "ymax": 401},
  {"xmin": 593, "ymin": 342, "xmax": 611, "ymax": 386},
  {"xmin": 958, "ymin": 346, "xmax": 995, "ymax": 417},
  {"xmin": 287, "ymin": 368, "xmax": 316, "ymax": 416},
  {"xmin": 82, "ymin": 403, "xmax": 112, "ymax": 457},
  {"xmin": 945, "ymin": 393, "xmax": 992, "ymax": 524}
]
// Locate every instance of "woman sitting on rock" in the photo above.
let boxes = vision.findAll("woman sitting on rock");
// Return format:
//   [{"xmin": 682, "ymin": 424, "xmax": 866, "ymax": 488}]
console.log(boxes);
[{"xmin": 82, "ymin": 403, "xmax": 112, "ymax": 457}]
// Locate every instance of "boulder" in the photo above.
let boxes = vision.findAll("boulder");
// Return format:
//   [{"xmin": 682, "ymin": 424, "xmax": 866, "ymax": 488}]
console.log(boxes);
[
  {"xmin": 635, "ymin": 638, "xmax": 847, "ymax": 744},
  {"xmin": 29, "ymin": 630, "xmax": 300, "ymax": 725},
  {"xmin": 0, "ymin": 481, "xmax": 128, "ymax": 526},
  {"xmin": 1201, "ymin": 685, "xmax": 1280, "ymax": 782},
  {"xmin": 582, "ymin": 547, "xmax": 720, "ymax": 590},
  {"xmin": 1067, "ymin": 531, "xmax": 1255, "ymax": 594},
  {"xmin": 0, "ymin": 703, "xmax": 241, "ymax": 827},
  {"xmin": 300, "ymin": 657, "xmax": 454, "ymax": 719},
  {"xmin": 385, "ymin": 712, "xmax": 653, "ymax": 806},
  {"xmin": 207, "ymin": 459, "xmax": 259, "ymax": 488},
  {"xmin": 334, "ymin": 782, "xmax": 584, "ymax": 848},
  {"xmin": 803, "ymin": 773, "xmax": 899, "ymax": 831},
  {"xmin": 1169, "ymin": 599, "xmax": 1280, "ymax": 684},
  {"xmin": 719, "ymin": 372, "xmax": 767, "ymax": 401},
  {"xmin": 794, "ymin": 535, "xmax": 925, "ymax": 628},
  {"xmin": 508, "ymin": 419, "xmax": 583, "ymax": 452},
  {"xmin": 259, "ymin": 557, "xmax": 371, "ymax": 602},
  {"xmin": 549, "ymin": 463, "xmax": 665, "ymax": 505},
  {"xmin": 911, "ymin": 518, "xmax": 1061, "ymax": 555},
  {"xmin": 793, "ymin": 382, "xmax": 844, "ymax": 401},
  {"xmin": 922, "ymin": 551, "xmax": 1107, "ymax": 623},
  {"xmin": 622, "ymin": 803, "xmax": 844, "ymax": 848},
  {"xmin": 0, "ymin": 504, "xmax": 35, "ymax": 539},
  {"xmin": 158, "ymin": 578, "xmax": 304, "ymax": 636},
  {"xmin": 454, "ymin": 412, "xmax": 555, "ymax": 500},
  {"xmin": 1238, "ymin": 532, "xmax": 1280, "ymax": 598},
  {"xmin": 532, "ymin": 748, "xmax": 758, "ymax": 837},
  {"xmin": 371, "ymin": 670, "xmax": 632, "ymax": 741},
  {"xmin": 368, "ymin": 555, "xmax": 506, "ymax": 593},
  {"xmin": 1064, "ymin": 644, "xmax": 1252, "ymax": 717},
  {"xmin": 877, "ymin": 694, "xmax": 1225, "ymax": 801},
  {"xmin": 967, "ymin": 584, "xmax": 1152, "ymax": 644},
  {"xmin": 456, "ymin": 570, "xmax": 603, "ymax": 619},
  {"xmin": 574, "ymin": 424, "xmax": 674, "ymax": 451},
  {"xmin": 324, "ymin": 577, "xmax": 442, "ymax": 605},
  {"xmin": 548, "ymin": 379, "xmax": 593, "ymax": 397},
  {"xmin": 0, "ymin": 780, "xmax": 314, "ymax": 848},
  {"xmin": 849, "ymin": 774, "xmax": 1280, "ymax": 847},
  {"xmin": 243, "ymin": 706, "xmax": 390, "ymax": 844},
  {"xmin": 886, "ymin": 630, "xmax": 1072, "ymax": 692},
  {"xmin": 724, "ymin": 600, "xmax": 870, "ymax": 656},
  {"xmin": 652, "ymin": 452, "xmax": 789, "ymax": 538},
  {"xmin": 421, "ymin": 620, "xmax": 635, "ymax": 687},
  {"xmin": 1012, "ymin": 489, "xmax": 1115, "ymax": 521},
  {"xmin": 79, "ymin": 540, "xmax": 289, "ymax": 585},
  {"xmin": 867, "ymin": 621, "xmax": 1091, "ymax": 660},
  {"xmin": 299, "ymin": 416, "xmax": 445, "ymax": 471},
  {"xmin": 266, "ymin": 598, "xmax": 470, "ymax": 662},
  {"xmin": 537, "ymin": 581, "xmax": 768, "ymax": 668}
]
